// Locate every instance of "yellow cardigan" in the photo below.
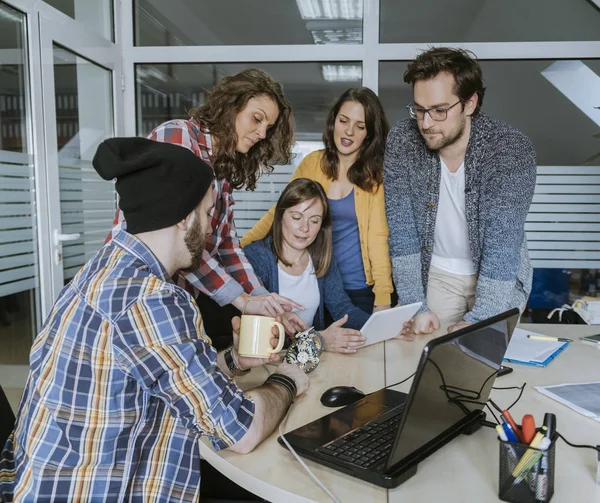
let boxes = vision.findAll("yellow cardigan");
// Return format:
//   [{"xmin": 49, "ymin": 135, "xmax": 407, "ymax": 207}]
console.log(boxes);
[{"xmin": 241, "ymin": 150, "xmax": 393, "ymax": 306}]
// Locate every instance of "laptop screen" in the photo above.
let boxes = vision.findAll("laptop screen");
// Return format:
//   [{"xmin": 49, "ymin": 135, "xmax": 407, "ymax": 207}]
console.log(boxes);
[{"xmin": 386, "ymin": 313, "xmax": 517, "ymax": 469}]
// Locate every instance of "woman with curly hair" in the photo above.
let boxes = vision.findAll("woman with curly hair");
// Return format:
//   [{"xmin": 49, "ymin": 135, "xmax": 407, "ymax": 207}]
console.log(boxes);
[
  {"xmin": 242, "ymin": 87, "xmax": 393, "ymax": 317},
  {"xmin": 107, "ymin": 68, "xmax": 302, "ymax": 348}
]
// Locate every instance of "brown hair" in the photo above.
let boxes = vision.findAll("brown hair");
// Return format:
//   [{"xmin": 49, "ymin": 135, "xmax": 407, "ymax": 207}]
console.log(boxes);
[
  {"xmin": 270, "ymin": 178, "xmax": 332, "ymax": 278},
  {"xmin": 403, "ymin": 47, "xmax": 486, "ymax": 116},
  {"xmin": 189, "ymin": 68, "xmax": 295, "ymax": 191},
  {"xmin": 321, "ymin": 87, "xmax": 389, "ymax": 193}
]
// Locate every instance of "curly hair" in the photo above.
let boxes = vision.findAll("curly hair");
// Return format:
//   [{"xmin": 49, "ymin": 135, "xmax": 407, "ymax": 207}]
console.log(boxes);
[
  {"xmin": 321, "ymin": 87, "xmax": 389, "ymax": 193},
  {"xmin": 189, "ymin": 69, "xmax": 295, "ymax": 191}
]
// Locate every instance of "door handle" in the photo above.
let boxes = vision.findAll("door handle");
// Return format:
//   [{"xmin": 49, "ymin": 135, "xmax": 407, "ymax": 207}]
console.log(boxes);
[{"xmin": 54, "ymin": 230, "xmax": 81, "ymax": 246}]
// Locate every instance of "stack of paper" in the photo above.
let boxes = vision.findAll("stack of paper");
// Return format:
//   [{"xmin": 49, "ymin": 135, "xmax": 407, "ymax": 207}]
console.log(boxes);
[
  {"xmin": 503, "ymin": 328, "xmax": 569, "ymax": 367},
  {"xmin": 535, "ymin": 382, "xmax": 600, "ymax": 423}
]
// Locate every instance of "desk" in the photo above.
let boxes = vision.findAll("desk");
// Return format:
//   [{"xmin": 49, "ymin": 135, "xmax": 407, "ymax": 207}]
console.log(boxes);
[{"xmin": 200, "ymin": 325, "xmax": 600, "ymax": 502}]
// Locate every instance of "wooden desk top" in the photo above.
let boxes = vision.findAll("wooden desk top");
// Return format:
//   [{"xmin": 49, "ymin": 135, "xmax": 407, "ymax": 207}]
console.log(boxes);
[{"xmin": 200, "ymin": 324, "xmax": 600, "ymax": 502}]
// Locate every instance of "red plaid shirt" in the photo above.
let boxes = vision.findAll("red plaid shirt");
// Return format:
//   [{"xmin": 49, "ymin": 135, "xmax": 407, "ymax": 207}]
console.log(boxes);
[{"xmin": 106, "ymin": 119, "xmax": 268, "ymax": 305}]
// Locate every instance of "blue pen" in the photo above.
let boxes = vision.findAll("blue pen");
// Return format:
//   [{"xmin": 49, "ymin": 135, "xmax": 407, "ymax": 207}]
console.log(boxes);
[{"xmin": 501, "ymin": 421, "xmax": 520, "ymax": 443}]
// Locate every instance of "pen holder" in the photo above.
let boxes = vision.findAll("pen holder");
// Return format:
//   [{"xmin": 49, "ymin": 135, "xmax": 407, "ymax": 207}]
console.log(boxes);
[{"xmin": 498, "ymin": 436, "xmax": 556, "ymax": 503}]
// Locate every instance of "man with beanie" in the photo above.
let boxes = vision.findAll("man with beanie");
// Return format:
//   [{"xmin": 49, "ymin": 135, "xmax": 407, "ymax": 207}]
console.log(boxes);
[{"xmin": 0, "ymin": 138, "xmax": 308, "ymax": 503}]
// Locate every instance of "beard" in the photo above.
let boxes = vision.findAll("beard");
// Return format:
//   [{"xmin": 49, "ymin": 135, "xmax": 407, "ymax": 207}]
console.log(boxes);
[
  {"xmin": 421, "ymin": 115, "xmax": 466, "ymax": 152},
  {"xmin": 181, "ymin": 215, "xmax": 206, "ymax": 273}
]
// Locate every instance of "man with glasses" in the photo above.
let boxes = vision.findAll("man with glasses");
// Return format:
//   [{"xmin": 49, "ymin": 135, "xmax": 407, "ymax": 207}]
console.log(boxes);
[{"xmin": 383, "ymin": 47, "xmax": 536, "ymax": 335}]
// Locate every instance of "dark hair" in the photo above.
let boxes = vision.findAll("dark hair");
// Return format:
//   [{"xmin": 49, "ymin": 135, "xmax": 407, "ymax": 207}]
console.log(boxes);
[
  {"xmin": 189, "ymin": 68, "xmax": 295, "ymax": 191},
  {"xmin": 321, "ymin": 87, "xmax": 389, "ymax": 193},
  {"xmin": 270, "ymin": 178, "xmax": 332, "ymax": 278},
  {"xmin": 403, "ymin": 47, "xmax": 486, "ymax": 116}
]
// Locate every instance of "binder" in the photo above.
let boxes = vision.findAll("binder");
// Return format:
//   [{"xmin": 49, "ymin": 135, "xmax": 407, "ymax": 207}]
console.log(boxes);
[{"xmin": 504, "ymin": 341, "xmax": 569, "ymax": 367}]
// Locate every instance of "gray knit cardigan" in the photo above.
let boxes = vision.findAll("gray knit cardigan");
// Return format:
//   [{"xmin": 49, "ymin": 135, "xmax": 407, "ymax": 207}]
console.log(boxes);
[{"xmin": 383, "ymin": 113, "xmax": 537, "ymax": 324}]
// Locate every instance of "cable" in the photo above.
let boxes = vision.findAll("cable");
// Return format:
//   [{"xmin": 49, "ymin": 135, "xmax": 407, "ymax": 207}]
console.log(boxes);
[
  {"xmin": 385, "ymin": 372, "xmax": 416, "ymax": 389},
  {"xmin": 485, "ymin": 403, "xmax": 501, "ymax": 424},
  {"xmin": 278, "ymin": 406, "xmax": 341, "ymax": 503},
  {"xmin": 488, "ymin": 382, "xmax": 527, "ymax": 413},
  {"xmin": 505, "ymin": 383, "xmax": 527, "ymax": 411},
  {"xmin": 556, "ymin": 432, "xmax": 600, "ymax": 452}
]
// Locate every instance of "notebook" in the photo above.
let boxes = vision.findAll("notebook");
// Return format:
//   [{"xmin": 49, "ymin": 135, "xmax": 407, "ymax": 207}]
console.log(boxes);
[{"xmin": 503, "ymin": 328, "xmax": 569, "ymax": 367}]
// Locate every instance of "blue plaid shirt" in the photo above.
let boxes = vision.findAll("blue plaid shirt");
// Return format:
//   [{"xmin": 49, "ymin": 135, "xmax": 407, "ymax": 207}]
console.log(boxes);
[{"xmin": 0, "ymin": 231, "xmax": 255, "ymax": 502}]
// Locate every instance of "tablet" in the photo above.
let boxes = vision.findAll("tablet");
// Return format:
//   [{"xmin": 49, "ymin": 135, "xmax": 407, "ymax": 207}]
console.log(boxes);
[{"xmin": 360, "ymin": 302, "xmax": 422, "ymax": 346}]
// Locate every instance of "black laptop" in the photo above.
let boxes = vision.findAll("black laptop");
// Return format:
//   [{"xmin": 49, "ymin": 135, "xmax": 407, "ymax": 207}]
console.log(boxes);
[{"xmin": 278, "ymin": 309, "xmax": 520, "ymax": 488}]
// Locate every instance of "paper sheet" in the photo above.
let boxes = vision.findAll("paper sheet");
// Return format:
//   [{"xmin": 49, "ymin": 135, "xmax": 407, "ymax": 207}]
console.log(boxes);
[
  {"xmin": 503, "ymin": 328, "xmax": 567, "ymax": 364},
  {"xmin": 584, "ymin": 300, "xmax": 600, "ymax": 325},
  {"xmin": 535, "ymin": 381, "xmax": 600, "ymax": 423}
]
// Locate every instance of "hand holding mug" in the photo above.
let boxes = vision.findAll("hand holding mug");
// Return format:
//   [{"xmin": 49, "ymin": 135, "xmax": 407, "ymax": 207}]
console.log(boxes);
[{"xmin": 231, "ymin": 316, "xmax": 283, "ymax": 371}]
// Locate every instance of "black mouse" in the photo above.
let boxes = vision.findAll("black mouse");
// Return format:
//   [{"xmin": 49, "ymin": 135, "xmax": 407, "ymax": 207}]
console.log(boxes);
[{"xmin": 320, "ymin": 386, "xmax": 366, "ymax": 408}]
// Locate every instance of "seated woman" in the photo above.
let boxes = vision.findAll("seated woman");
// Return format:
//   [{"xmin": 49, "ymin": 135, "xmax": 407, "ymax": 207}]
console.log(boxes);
[{"xmin": 243, "ymin": 178, "xmax": 369, "ymax": 354}]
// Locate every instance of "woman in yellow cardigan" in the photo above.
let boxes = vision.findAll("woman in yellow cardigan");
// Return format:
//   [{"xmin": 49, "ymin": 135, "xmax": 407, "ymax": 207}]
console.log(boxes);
[{"xmin": 242, "ymin": 87, "xmax": 393, "ymax": 314}]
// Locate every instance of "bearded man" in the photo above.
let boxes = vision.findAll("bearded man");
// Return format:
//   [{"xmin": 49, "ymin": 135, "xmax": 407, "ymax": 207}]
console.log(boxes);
[
  {"xmin": 384, "ymin": 47, "xmax": 537, "ymax": 335},
  {"xmin": 0, "ymin": 138, "xmax": 308, "ymax": 502}
]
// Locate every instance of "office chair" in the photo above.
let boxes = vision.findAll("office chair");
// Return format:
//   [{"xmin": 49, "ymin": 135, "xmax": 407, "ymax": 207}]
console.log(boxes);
[{"xmin": 0, "ymin": 384, "xmax": 16, "ymax": 449}]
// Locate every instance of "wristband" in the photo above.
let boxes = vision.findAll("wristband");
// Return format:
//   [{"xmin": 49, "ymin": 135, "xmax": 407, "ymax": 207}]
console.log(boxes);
[{"xmin": 266, "ymin": 373, "xmax": 297, "ymax": 404}]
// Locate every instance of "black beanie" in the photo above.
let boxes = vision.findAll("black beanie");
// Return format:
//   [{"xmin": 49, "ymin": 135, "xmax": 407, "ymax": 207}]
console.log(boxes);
[{"xmin": 93, "ymin": 137, "xmax": 214, "ymax": 234}]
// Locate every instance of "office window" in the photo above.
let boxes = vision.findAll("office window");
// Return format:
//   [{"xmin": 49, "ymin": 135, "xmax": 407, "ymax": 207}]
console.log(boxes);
[
  {"xmin": 134, "ymin": 0, "xmax": 364, "ymax": 46},
  {"xmin": 379, "ymin": 0, "xmax": 600, "ymax": 43},
  {"xmin": 136, "ymin": 62, "xmax": 362, "ymax": 138},
  {"xmin": 44, "ymin": 0, "xmax": 114, "ymax": 41},
  {"xmin": 0, "ymin": 2, "xmax": 39, "ymax": 365},
  {"xmin": 379, "ymin": 59, "xmax": 600, "ymax": 312},
  {"xmin": 136, "ymin": 62, "xmax": 362, "ymax": 235},
  {"xmin": 379, "ymin": 60, "xmax": 600, "ymax": 166}
]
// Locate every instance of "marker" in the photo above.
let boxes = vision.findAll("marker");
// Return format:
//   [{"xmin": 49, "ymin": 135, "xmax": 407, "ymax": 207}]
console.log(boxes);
[
  {"xmin": 521, "ymin": 414, "xmax": 536, "ymax": 444},
  {"xmin": 497, "ymin": 425, "xmax": 519, "ymax": 470},
  {"xmin": 543, "ymin": 413, "xmax": 556, "ymax": 439},
  {"xmin": 527, "ymin": 334, "xmax": 572, "ymax": 343},
  {"xmin": 514, "ymin": 437, "xmax": 551, "ymax": 483},
  {"xmin": 511, "ymin": 427, "xmax": 550, "ymax": 483}
]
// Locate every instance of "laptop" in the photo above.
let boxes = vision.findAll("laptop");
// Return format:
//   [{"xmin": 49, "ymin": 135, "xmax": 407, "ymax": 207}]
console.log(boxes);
[{"xmin": 278, "ymin": 309, "xmax": 520, "ymax": 488}]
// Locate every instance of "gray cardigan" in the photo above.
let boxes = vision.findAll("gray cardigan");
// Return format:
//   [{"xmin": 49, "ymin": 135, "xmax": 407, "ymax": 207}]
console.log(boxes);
[{"xmin": 383, "ymin": 113, "xmax": 537, "ymax": 323}]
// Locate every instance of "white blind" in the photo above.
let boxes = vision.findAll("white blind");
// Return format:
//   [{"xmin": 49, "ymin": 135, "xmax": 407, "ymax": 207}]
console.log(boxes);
[
  {"xmin": 526, "ymin": 166, "xmax": 600, "ymax": 269},
  {"xmin": 58, "ymin": 158, "xmax": 117, "ymax": 279},
  {"xmin": 234, "ymin": 141, "xmax": 323, "ymax": 237},
  {"xmin": 0, "ymin": 149, "xmax": 37, "ymax": 297},
  {"xmin": 237, "ymin": 157, "xmax": 600, "ymax": 270}
]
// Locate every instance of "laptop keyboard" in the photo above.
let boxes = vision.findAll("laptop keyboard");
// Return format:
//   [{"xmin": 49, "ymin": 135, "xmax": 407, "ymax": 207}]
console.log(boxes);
[{"xmin": 316, "ymin": 408, "xmax": 404, "ymax": 469}]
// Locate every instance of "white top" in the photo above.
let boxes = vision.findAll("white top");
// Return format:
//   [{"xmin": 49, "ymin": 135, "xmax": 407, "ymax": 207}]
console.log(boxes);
[
  {"xmin": 278, "ymin": 257, "xmax": 320, "ymax": 327},
  {"xmin": 431, "ymin": 158, "xmax": 476, "ymax": 275}
]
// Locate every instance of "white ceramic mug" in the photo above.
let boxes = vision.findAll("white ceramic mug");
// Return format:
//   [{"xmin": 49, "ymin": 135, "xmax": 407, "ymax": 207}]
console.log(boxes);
[{"xmin": 238, "ymin": 315, "xmax": 286, "ymax": 358}]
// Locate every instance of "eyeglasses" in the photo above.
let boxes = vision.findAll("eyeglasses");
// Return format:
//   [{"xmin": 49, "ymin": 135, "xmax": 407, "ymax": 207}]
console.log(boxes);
[{"xmin": 407, "ymin": 100, "xmax": 462, "ymax": 121}]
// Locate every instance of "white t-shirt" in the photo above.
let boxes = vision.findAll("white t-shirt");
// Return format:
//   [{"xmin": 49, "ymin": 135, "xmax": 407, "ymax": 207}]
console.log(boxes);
[
  {"xmin": 431, "ymin": 158, "xmax": 476, "ymax": 276},
  {"xmin": 278, "ymin": 257, "xmax": 320, "ymax": 327}
]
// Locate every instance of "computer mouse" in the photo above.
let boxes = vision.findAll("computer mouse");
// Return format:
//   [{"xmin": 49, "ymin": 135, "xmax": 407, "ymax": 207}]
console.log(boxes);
[{"xmin": 320, "ymin": 386, "xmax": 366, "ymax": 408}]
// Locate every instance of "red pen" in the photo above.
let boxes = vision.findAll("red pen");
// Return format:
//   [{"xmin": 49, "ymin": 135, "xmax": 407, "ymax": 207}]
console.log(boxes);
[
  {"xmin": 521, "ymin": 414, "xmax": 536, "ymax": 444},
  {"xmin": 501, "ymin": 409, "xmax": 523, "ymax": 442}
]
